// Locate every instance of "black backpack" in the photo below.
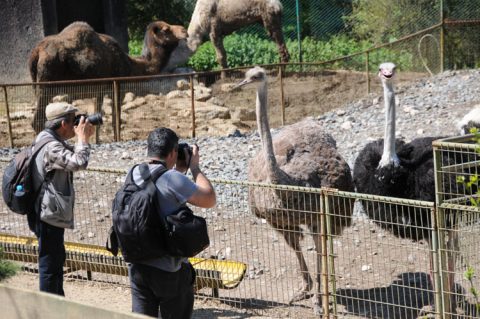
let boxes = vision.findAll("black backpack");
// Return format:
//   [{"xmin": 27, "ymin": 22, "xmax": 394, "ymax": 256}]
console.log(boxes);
[
  {"xmin": 109, "ymin": 163, "xmax": 168, "ymax": 262},
  {"xmin": 107, "ymin": 163, "xmax": 210, "ymax": 261},
  {"xmin": 2, "ymin": 136, "xmax": 56, "ymax": 216}
]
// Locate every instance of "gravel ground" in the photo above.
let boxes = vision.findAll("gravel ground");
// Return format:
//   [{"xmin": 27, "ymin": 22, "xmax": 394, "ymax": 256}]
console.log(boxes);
[{"xmin": 2, "ymin": 69, "xmax": 479, "ymax": 178}]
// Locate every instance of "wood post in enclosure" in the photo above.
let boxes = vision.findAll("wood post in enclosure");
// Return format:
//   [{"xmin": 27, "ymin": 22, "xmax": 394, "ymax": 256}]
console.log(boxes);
[
  {"xmin": 190, "ymin": 74, "xmax": 196, "ymax": 138},
  {"xmin": 279, "ymin": 66, "xmax": 286, "ymax": 126},
  {"xmin": 2, "ymin": 86, "xmax": 13, "ymax": 148},
  {"xmin": 113, "ymin": 80, "xmax": 121, "ymax": 142}
]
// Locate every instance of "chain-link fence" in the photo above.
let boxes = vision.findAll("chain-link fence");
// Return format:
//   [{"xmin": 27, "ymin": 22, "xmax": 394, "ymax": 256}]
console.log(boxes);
[{"xmin": 2, "ymin": 133, "xmax": 480, "ymax": 318}]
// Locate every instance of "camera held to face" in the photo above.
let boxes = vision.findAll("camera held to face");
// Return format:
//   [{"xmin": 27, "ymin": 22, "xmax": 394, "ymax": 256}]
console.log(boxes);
[
  {"xmin": 177, "ymin": 143, "xmax": 192, "ymax": 161},
  {"xmin": 74, "ymin": 113, "xmax": 103, "ymax": 126}
]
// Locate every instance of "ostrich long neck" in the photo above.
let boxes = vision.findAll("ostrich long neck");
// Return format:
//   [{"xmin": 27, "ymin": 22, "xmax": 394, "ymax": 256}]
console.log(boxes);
[
  {"xmin": 380, "ymin": 79, "xmax": 399, "ymax": 167},
  {"xmin": 257, "ymin": 81, "xmax": 281, "ymax": 182}
]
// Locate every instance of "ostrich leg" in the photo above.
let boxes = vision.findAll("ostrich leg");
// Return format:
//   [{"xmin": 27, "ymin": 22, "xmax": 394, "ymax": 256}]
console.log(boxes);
[{"xmin": 281, "ymin": 228, "xmax": 314, "ymax": 304}]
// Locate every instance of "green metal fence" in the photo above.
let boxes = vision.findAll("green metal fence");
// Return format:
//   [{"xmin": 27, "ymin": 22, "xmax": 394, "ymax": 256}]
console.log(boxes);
[{"xmin": 2, "ymin": 133, "xmax": 480, "ymax": 318}]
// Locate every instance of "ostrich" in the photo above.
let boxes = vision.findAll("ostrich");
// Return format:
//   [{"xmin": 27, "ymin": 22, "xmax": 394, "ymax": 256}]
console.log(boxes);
[
  {"xmin": 458, "ymin": 104, "xmax": 480, "ymax": 135},
  {"xmin": 353, "ymin": 62, "xmax": 468, "ymax": 314},
  {"xmin": 234, "ymin": 67, "xmax": 354, "ymax": 314}
]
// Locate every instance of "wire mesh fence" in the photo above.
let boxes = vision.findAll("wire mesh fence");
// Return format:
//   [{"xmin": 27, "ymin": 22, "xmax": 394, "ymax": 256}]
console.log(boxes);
[{"xmin": 2, "ymin": 147, "xmax": 480, "ymax": 317}]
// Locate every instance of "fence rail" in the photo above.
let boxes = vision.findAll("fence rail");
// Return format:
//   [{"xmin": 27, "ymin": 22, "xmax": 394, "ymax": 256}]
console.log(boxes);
[{"xmin": 2, "ymin": 133, "xmax": 480, "ymax": 318}]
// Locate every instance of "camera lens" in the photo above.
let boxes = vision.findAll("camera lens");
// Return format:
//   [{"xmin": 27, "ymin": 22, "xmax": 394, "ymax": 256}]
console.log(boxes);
[
  {"xmin": 87, "ymin": 113, "xmax": 103, "ymax": 125},
  {"xmin": 74, "ymin": 113, "xmax": 103, "ymax": 126}
]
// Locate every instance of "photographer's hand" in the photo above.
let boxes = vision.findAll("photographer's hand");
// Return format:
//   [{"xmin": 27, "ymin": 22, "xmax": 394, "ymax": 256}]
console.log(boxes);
[
  {"xmin": 189, "ymin": 144, "xmax": 200, "ymax": 173},
  {"xmin": 74, "ymin": 116, "xmax": 94, "ymax": 144},
  {"xmin": 187, "ymin": 144, "xmax": 216, "ymax": 208}
]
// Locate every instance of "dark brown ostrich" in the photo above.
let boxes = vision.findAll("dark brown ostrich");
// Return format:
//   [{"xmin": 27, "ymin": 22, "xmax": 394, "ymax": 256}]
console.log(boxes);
[
  {"xmin": 28, "ymin": 21, "xmax": 187, "ymax": 132},
  {"xmin": 187, "ymin": 0, "xmax": 290, "ymax": 76},
  {"xmin": 234, "ymin": 67, "xmax": 354, "ymax": 315}
]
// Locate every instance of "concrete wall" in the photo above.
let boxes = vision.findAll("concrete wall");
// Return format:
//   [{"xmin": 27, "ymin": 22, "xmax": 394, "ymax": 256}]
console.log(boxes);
[
  {"xmin": 0, "ymin": 0, "xmax": 45, "ymax": 84},
  {"xmin": 0, "ymin": 0, "xmax": 128, "ymax": 84},
  {"xmin": 0, "ymin": 284, "xmax": 149, "ymax": 319}
]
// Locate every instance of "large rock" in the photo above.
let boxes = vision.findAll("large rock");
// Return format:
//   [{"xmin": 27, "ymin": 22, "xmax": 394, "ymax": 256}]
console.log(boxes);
[{"xmin": 231, "ymin": 108, "xmax": 256, "ymax": 121}]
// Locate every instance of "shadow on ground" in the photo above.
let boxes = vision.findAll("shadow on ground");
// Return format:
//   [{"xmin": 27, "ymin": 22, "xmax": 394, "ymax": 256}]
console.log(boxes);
[{"xmin": 336, "ymin": 272, "xmax": 434, "ymax": 318}]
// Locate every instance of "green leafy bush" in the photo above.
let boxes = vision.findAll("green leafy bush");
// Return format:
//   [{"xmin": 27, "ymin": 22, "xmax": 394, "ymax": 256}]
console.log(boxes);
[
  {"xmin": 0, "ymin": 248, "xmax": 18, "ymax": 281},
  {"xmin": 128, "ymin": 32, "xmax": 413, "ymax": 72},
  {"xmin": 128, "ymin": 38, "xmax": 144, "ymax": 57}
]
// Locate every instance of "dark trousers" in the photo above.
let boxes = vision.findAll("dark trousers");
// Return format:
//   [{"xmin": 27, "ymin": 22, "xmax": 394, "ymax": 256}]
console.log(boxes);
[
  {"xmin": 37, "ymin": 221, "xmax": 66, "ymax": 296},
  {"xmin": 129, "ymin": 262, "xmax": 195, "ymax": 319}
]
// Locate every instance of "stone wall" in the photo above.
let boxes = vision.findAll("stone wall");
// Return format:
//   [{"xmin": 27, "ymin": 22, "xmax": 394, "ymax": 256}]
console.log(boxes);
[{"xmin": 0, "ymin": 0, "xmax": 128, "ymax": 84}]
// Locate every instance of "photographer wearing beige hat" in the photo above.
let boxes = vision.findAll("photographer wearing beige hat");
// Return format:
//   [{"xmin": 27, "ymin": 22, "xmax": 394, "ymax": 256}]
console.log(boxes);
[{"xmin": 29, "ymin": 102, "xmax": 94, "ymax": 296}]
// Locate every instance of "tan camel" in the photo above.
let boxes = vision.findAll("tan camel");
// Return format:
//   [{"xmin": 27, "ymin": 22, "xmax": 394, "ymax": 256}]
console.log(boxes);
[
  {"xmin": 163, "ymin": 0, "xmax": 290, "ymax": 75},
  {"xmin": 29, "ymin": 21, "xmax": 187, "ymax": 132}
]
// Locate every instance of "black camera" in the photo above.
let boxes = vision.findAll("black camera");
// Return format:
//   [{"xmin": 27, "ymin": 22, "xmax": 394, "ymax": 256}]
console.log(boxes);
[
  {"xmin": 74, "ymin": 113, "xmax": 103, "ymax": 126},
  {"xmin": 177, "ymin": 143, "xmax": 192, "ymax": 161}
]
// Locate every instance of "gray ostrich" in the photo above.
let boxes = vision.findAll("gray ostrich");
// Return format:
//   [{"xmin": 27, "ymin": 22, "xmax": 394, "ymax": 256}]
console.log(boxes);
[{"xmin": 234, "ymin": 66, "xmax": 354, "ymax": 314}]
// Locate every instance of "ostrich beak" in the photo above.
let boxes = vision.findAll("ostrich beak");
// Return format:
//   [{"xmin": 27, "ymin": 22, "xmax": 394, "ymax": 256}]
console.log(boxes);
[{"xmin": 230, "ymin": 78, "xmax": 254, "ymax": 91}]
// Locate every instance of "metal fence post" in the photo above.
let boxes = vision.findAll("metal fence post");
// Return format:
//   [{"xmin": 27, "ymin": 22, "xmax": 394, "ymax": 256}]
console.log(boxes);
[
  {"xmin": 433, "ymin": 144, "xmax": 448, "ymax": 318},
  {"xmin": 431, "ymin": 206, "xmax": 443, "ymax": 319},
  {"xmin": 439, "ymin": 0, "xmax": 445, "ymax": 73},
  {"xmin": 2, "ymin": 85, "xmax": 13, "ymax": 148},
  {"xmin": 295, "ymin": 0, "xmax": 302, "ymax": 63},
  {"xmin": 190, "ymin": 74, "xmax": 196, "ymax": 138},
  {"xmin": 321, "ymin": 189, "xmax": 330, "ymax": 318}
]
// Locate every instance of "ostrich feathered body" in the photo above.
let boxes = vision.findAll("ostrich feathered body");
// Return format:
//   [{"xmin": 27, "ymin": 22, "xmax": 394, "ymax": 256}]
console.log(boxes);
[
  {"xmin": 249, "ymin": 119, "xmax": 354, "ymax": 235},
  {"xmin": 353, "ymin": 136, "xmax": 447, "ymax": 241}
]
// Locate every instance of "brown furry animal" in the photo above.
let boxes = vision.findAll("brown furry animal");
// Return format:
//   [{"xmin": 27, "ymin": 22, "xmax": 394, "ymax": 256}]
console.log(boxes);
[
  {"xmin": 29, "ymin": 21, "xmax": 187, "ymax": 132},
  {"xmin": 187, "ymin": 0, "xmax": 289, "ymax": 75}
]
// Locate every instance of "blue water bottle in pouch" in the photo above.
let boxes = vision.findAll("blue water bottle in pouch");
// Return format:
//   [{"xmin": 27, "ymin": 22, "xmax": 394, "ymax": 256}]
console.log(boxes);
[{"xmin": 14, "ymin": 184, "xmax": 25, "ymax": 198}]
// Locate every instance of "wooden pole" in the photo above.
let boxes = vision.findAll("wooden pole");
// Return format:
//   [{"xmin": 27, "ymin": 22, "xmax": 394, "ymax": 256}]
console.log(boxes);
[
  {"xmin": 3, "ymin": 86, "xmax": 14, "ymax": 148},
  {"xmin": 190, "ymin": 74, "xmax": 196, "ymax": 138},
  {"xmin": 113, "ymin": 81, "xmax": 121, "ymax": 142},
  {"xmin": 279, "ymin": 66, "xmax": 286, "ymax": 126}
]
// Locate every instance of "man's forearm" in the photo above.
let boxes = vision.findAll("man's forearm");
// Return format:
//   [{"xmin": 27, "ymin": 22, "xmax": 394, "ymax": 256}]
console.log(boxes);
[{"xmin": 191, "ymin": 166, "xmax": 215, "ymax": 195}]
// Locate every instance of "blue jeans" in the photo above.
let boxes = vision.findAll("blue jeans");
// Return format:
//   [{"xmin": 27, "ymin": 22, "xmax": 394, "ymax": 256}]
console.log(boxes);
[
  {"xmin": 129, "ymin": 262, "xmax": 195, "ymax": 319},
  {"xmin": 37, "ymin": 221, "xmax": 66, "ymax": 296}
]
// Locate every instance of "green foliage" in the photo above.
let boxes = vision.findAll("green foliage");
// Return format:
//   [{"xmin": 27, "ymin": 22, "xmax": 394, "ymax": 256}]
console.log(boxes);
[
  {"xmin": 464, "ymin": 265, "xmax": 480, "ymax": 313},
  {"xmin": 186, "ymin": 33, "xmax": 413, "ymax": 72},
  {"xmin": 0, "ymin": 248, "xmax": 18, "ymax": 281},
  {"xmin": 346, "ymin": 0, "xmax": 440, "ymax": 44},
  {"xmin": 126, "ymin": 0, "xmax": 193, "ymax": 40},
  {"xmin": 128, "ymin": 38, "xmax": 143, "ymax": 57}
]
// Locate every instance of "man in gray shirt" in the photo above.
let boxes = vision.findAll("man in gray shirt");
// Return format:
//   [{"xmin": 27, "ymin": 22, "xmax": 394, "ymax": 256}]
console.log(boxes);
[{"xmin": 129, "ymin": 127, "xmax": 216, "ymax": 318}]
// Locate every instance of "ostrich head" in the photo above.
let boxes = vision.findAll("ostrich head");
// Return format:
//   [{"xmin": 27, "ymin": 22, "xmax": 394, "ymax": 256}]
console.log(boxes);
[
  {"xmin": 232, "ymin": 66, "xmax": 267, "ymax": 90},
  {"xmin": 378, "ymin": 62, "xmax": 397, "ymax": 82}
]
